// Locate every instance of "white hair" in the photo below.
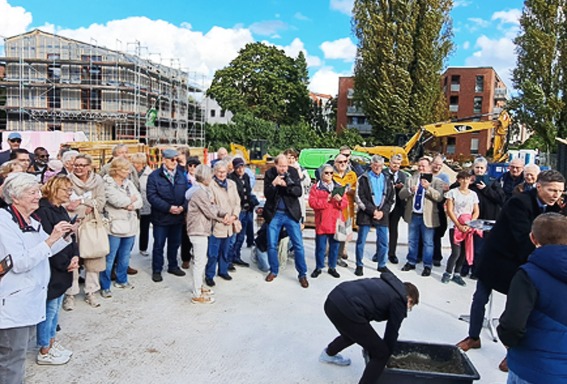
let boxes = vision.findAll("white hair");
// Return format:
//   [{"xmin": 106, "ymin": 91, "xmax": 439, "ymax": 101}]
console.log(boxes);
[
  {"xmin": 195, "ymin": 164, "xmax": 213, "ymax": 183},
  {"xmin": 371, "ymin": 155, "xmax": 384, "ymax": 164},
  {"xmin": 61, "ymin": 150, "xmax": 79, "ymax": 164},
  {"xmin": 213, "ymin": 160, "xmax": 228, "ymax": 172},
  {"xmin": 2, "ymin": 173, "xmax": 38, "ymax": 204}
]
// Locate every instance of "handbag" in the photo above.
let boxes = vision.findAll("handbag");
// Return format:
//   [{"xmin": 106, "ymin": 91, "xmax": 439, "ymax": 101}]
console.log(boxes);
[
  {"xmin": 78, "ymin": 207, "xmax": 110, "ymax": 259},
  {"xmin": 334, "ymin": 217, "xmax": 353, "ymax": 242},
  {"xmin": 110, "ymin": 219, "xmax": 132, "ymax": 236}
]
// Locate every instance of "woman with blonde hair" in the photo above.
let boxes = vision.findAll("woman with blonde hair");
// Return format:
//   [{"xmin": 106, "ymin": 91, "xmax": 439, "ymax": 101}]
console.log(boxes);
[
  {"xmin": 35, "ymin": 175, "xmax": 80, "ymax": 364},
  {"xmin": 99, "ymin": 157, "xmax": 142, "ymax": 298}
]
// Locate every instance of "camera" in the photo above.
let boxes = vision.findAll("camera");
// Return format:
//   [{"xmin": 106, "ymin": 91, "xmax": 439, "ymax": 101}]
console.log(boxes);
[{"xmin": 282, "ymin": 172, "xmax": 295, "ymax": 186}]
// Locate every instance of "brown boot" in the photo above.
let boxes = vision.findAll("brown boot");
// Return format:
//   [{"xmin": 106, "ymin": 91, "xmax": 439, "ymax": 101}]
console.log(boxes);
[
  {"xmin": 498, "ymin": 356, "xmax": 508, "ymax": 372},
  {"xmin": 456, "ymin": 337, "xmax": 481, "ymax": 351},
  {"xmin": 127, "ymin": 266, "xmax": 138, "ymax": 275},
  {"xmin": 181, "ymin": 261, "xmax": 190, "ymax": 269}
]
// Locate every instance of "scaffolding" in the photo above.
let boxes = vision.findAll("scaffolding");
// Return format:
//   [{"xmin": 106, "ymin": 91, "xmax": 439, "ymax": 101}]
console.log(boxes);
[{"xmin": 0, "ymin": 29, "xmax": 205, "ymax": 146}]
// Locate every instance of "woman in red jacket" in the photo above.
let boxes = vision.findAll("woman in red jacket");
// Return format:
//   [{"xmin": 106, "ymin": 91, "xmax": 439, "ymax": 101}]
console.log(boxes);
[{"xmin": 308, "ymin": 164, "xmax": 348, "ymax": 279}]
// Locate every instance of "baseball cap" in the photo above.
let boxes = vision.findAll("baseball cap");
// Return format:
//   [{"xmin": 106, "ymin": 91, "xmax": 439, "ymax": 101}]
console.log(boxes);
[
  {"xmin": 232, "ymin": 157, "xmax": 245, "ymax": 169},
  {"xmin": 8, "ymin": 132, "xmax": 22, "ymax": 141},
  {"xmin": 162, "ymin": 149, "xmax": 178, "ymax": 159}
]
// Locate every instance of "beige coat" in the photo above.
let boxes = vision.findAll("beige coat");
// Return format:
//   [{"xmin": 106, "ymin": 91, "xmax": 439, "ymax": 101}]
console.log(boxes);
[
  {"xmin": 399, "ymin": 174, "xmax": 444, "ymax": 228},
  {"xmin": 210, "ymin": 178, "xmax": 241, "ymax": 238},
  {"xmin": 186, "ymin": 183, "xmax": 227, "ymax": 237},
  {"xmin": 103, "ymin": 175, "xmax": 143, "ymax": 237}
]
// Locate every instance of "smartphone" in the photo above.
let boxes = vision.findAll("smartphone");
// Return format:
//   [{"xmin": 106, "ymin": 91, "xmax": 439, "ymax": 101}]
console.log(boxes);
[
  {"xmin": 64, "ymin": 214, "xmax": 79, "ymax": 239},
  {"xmin": 0, "ymin": 254, "xmax": 13, "ymax": 277},
  {"xmin": 420, "ymin": 173, "xmax": 433, "ymax": 183}
]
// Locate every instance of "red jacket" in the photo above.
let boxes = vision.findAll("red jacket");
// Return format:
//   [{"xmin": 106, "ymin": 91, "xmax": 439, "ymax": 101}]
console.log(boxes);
[{"xmin": 308, "ymin": 181, "xmax": 349, "ymax": 235}]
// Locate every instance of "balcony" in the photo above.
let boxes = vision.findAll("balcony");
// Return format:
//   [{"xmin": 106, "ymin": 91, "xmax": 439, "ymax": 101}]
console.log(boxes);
[
  {"xmin": 494, "ymin": 88, "xmax": 508, "ymax": 99},
  {"xmin": 347, "ymin": 105, "xmax": 365, "ymax": 115},
  {"xmin": 347, "ymin": 122, "xmax": 372, "ymax": 135},
  {"xmin": 450, "ymin": 84, "xmax": 460, "ymax": 92},
  {"xmin": 347, "ymin": 88, "xmax": 354, "ymax": 99},
  {"xmin": 449, "ymin": 105, "xmax": 459, "ymax": 112}
]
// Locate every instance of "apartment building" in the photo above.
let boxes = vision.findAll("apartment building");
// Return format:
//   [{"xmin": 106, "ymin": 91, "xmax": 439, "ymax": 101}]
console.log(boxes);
[
  {"xmin": 0, "ymin": 29, "xmax": 205, "ymax": 146},
  {"xmin": 336, "ymin": 76, "xmax": 372, "ymax": 136}
]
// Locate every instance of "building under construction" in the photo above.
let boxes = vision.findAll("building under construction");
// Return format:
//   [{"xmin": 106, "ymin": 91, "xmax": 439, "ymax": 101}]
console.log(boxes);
[{"xmin": 0, "ymin": 29, "xmax": 205, "ymax": 146}]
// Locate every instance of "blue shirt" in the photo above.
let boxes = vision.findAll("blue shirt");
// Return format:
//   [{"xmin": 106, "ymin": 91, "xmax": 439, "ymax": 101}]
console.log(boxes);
[{"xmin": 369, "ymin": 171, "xmax": 385, "ymax": 207}]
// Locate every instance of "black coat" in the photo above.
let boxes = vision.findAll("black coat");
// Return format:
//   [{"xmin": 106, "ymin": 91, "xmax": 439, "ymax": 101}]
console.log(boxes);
[
  {"xmin": 35, "ymin": 198, "xmax": 78, "ymax": 300},
  {"xmin": 356, "ymin": 171, "xmax": 395, "ymax": 227},
  {"xmin": 327, "ymin": 272, "xmax": 408, "ymax": 353},
  {"xmin": 147, "ymin": 166, "xmax": 189, "ymax": 226},
  {"xmin": 383, "ymin": 168, "xmax": 407, "ymax": 215},
  {"xmin": 263, "ymin": 166, "xmax": 303, "ymax": 223},
  {"xmin": 469, "ymin": 178, "xmax": 506, "ymax": 220},
  {"xmin": 476, "ymin": 188, "xmax": 561, "ymax": 294},
  {"xmin": 228, "ymin": 172, "xmax": 253, "ymax": 211}
]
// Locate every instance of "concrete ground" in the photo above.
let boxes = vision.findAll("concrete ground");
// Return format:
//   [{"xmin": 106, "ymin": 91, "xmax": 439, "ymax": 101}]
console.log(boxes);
[{"xmin": 24, "ymin": 225, "xmax": 509, "ymax": 384}]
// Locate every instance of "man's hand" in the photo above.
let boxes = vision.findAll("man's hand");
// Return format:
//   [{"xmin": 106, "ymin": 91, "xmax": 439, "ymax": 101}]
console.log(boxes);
[
  {"xmin": 169, "ymin": 206, "xmax": 183, "ymax": 215},
  {"xmin": 420, "ymin": 179, "xmax": 431, "ymax": 189},
  {"xmin": 272, "ymin": 175, "xmax": 287, "ymax": 187},
  {"xmin": 373, "ymin": 210, "xmax": 384, "ymax": 220}
]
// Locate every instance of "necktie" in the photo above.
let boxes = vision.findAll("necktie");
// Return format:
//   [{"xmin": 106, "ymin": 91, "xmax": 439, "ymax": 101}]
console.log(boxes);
[{"xmin": 414, "ymin": 183, "xmax": 424, "ymax": 211}]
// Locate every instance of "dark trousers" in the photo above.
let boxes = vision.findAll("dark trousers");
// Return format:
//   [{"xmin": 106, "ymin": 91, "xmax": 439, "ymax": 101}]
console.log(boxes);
[
  {"xmin": 324, "ymin": 299, "xmax": 390, "ymax": 384},
  {"xmin": 468, "ymin": 278, "xmax": 492, "ymax": 339},
  {"xmin": 246, "ymin": 212, "xmax": 255, "ymax": 247},
  {"xmin": 388, "ymin": 206, "xmax": 404, "ymax": 258},
  {"xmin": 139, "ymin": 214, "xmax": 151, "ymax": 252},
  {"xmin": 181, "ymin": 219, "xmax": 194, "ymax": 263},
  {"xmin": 151, "ymin": 224, "xmax": 182, "ymax": 273},
  {"xmin": 433, "ymin": 203, "xmax": 447, "ymax": 262},
  {"xmin": 0, "ymin": 325, "xmax": 33, "ymax": 384}
]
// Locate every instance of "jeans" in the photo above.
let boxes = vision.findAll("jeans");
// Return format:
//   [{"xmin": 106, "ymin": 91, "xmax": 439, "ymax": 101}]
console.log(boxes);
[
  {"xmin": 206, "ymin": 235, "xmax": 231, "ymax": 279},
  {"xmin": 356, "ymin": 224, "xmax": 389, "ymax": 268},
  {"xmin": 315, "ymin": 234, "xmax": 340, "ymax": 270},
  {"xmin": 230, "ymin": 210, "xmax": 253, "ymax": 262},
  {"xmin": 152, "ymin": 224, "xmax": 182, "ymax": 273},
  {"xmin": 507, "ymin": 370, "xmax": 533, "ymax": 384},
  {"xmin": 469, "ymin": 278, "xmax": 492, "ymax": 339},
  {"xmin": 36, "ymin": 295, "xmax": 64, "ymax": 348},
  {"xmin": 407, "ymin": 214, "xmax": 434, "ymax": 268},
  {"xmin": 100, "ymin": 235, "xmax": 136, "ymax": 290},
  {"xmin": 267, "ymin": 211, "xmax": 307, "ymax": 277},
  {"xmin": 253, "ymin": 247, "xmax": 270, "ymax": 272},
  {"xmin": 139, "ymin": 214, "xmax": 151, "ymax": 252}
]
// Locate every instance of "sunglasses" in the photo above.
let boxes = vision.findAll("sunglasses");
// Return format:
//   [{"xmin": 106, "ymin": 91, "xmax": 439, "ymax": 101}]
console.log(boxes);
[
  {"xmin": 335, "ymin": 160, "xmax": 348, "ymax": 164},
  {"xmin": 166, "ymin": 158, "xmax": 178, "ymax": 162},
  {"xmin": 9, "ymin": 139, "xmax": 22, "ymax": 143},
  {"xmin": 323, "ymin": 171, "xmax": 334, "ymax": 175},
  {"xmin": 341, "ymin": 153, "xmax": 351, "ymax": 157}
]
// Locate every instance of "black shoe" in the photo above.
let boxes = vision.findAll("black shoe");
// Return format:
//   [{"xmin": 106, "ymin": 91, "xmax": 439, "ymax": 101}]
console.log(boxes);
[
  {"xmin": 354, "ymin": 266, "xmax": 363, "ymax": 276},
  {"xmin": 152, "ymin": 273, "xmax": 163, "ymax": 282},
  {"xmin": 371, "ymin": 255, "xmax": 378, "ymax": 262},
  {"xmin": 328, "ymin": 268, "xmax": 340, "ymax": 278},
  {"xmin": 388, "ymin": 255, "xmax": 399, "ymax": 264},
  {"xmin": 167, "ymin": 268, "xmax": 186, "ymax": 277},
  {"xmin": 219, "ymin": 273, "xmax": 232, "ymax": 281},
  {"xmin": 422, "ymin": 267, "xmax": 432, "ymax": 277},
  {"xmin": 233, "ymin": 259, "xmax": 250, "ymax": 267},
  {"xmin": 337, "ymin": 259, "xmax": 348, "ymax": 268},
  {"xmin": 433, "ymin": 260, "xmax": 442, "ymax": 267},
  {"xmin": 401, "ymin": 263, "xmax": 416, "ymax": 272},
  {"xmin": 228, "ymin": 264, "xmax": 236, "ymax": 272},
  {"xmin": 311, "ymin": 269, "xmax": 322, "ymax": 278},
  {"xmin": 377, "ymin": 266, "xmax": 390, "ymax": 273},
  {"xmin": 205, "ymin": 277, "xmax": 215, "ymax": 287}
]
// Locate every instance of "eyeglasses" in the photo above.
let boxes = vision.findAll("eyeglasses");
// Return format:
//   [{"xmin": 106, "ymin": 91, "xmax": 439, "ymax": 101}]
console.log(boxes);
[
  {"xmin": 38, "ymin": 154, "xmax": 49, "ymax": 158},
  {"xmin": 73, "ymin": 163, "xmax": 89, "ymax": 168},
  {"xmin": 9, "ymin": 139, "xmax": 22, "ymax": 143},
  {"xmin": 335, "ymin": 160, "xmax": 348, "ymax": 164},
  {"xmin": 323, "ymin": 171, "xmax": 334, "ymax": 175},
  {"xmin": 166, "ymin": 158, "xmax": 178, "ymax": 162},
  {"xmin": 341, "ymin": 153, "xmax": 351, "ymax": 158},
  {"xmin": 509, "ymin": 166, "xmax": 523, "ymax": 170}
]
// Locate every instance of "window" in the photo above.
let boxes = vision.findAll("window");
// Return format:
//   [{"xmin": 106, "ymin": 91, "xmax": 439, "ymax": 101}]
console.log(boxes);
[
  {"xmin": 449, "ymin": 96, "xmax": 459, "ymax": 112},
  {"xmin": 447, "ymin": 137, "xmax": 456, "ymax": 154},
  {"xmin": 81, "ymin": 89, "xmax": 101, "ymax": 110},
  {"xmin": 210, "ymin": 109, "xmax": 216, "ymax": 118},
  {"xmin": 475, "ymin": 75, "xmax": 484, "ymax": 92},
  {"xmin": 473, "ymin": 97, "xmax": 483, "ymax": 114},
  {"xmin": 47, "ymin": 54, "xmax": 60, "ymax": 83},
  {"xmin": 450, "ymin": 75, "xmax": 460, "ymax": 92},
  {"xmin": 220, "ymin": 110, "xmax": 226, "ymax": 118},
  {"xmin": 471, "ymin": 138, "xmax": 479, "ymax": 154},
  {"xmin": 80, "ymin": 55, "xmax": 102, "ymax": 85},
  {"xmin": 47, "ymin": 88, "xmax": 61, "ymax": 109}
]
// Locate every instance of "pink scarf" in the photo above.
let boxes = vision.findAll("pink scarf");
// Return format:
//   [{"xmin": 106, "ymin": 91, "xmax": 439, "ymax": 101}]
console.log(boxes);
[{"xmin": 453, "ymin": 213, "xmax": 483, "ymax": 265}]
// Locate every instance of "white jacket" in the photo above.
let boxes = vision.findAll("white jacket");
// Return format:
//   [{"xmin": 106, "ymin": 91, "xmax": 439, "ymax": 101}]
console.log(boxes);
[
  {"xmin": 103, "ymin": 175, "xmax": 143, "ymax": 237},
  {"xmin": 0, "ymin": 209, "xmax": 68, "ymax": 329}
]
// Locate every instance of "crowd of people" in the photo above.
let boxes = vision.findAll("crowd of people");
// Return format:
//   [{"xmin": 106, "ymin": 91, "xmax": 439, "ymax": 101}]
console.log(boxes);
[{"xmin": 0, "ymin": 137, "xmax": 566, "ymax": 384}]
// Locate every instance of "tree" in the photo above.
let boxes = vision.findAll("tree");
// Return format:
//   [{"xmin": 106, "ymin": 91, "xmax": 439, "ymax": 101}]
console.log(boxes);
[
  {"xmin": 511, "ymin": 0, "xmax": 565, "ymax": 152},
  {"xmin": 206, "ymin": 42, "xmax": 311, "ymax": 125},
  {"xmin": 352, "ymin": 0, "xmax": 453, "ymax": 144}
]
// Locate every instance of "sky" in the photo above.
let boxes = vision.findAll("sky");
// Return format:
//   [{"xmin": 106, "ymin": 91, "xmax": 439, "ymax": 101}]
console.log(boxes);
[{"xmin": 0, "ymin": 0, "xmax": 524, "ymax": 96}]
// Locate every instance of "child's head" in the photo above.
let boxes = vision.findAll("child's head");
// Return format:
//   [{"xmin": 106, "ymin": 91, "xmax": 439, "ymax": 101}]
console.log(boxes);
[
  {"xmin": 456, "ymin": 170, "xmax": 472, "ymax": 181},
  {"xmin": 530, "ymin": 212, "xmax": 567, "ymax": 246}
]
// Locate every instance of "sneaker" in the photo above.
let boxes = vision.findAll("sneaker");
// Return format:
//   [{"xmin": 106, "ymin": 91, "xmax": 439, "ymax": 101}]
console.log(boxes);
[
  {"xmin": 421, "ymin": 267, "xmax": 431, "ymax": 277},
  {"xmin": 401, "ymin": 263, "xmax": 416, "ymax": 271},
  {"xmin": 311, "ymin": 269, "xmax": 322, "ymax": 278},
  {"xmin": 456, "ymin": 337, "xmax": 481, "ymax": 351},
  {"xmin": 139, "ymin": 250, "xmax": 149, "ymax": 257},
  {"xmin": 452, "ymin": 275, "xmax": 467, "ymax": 286},
  {"xmin": 114, "ymin": 282, "xmax": 134, "ymax": 289},
  {"xmin": 100, "ymin": 289, "xmax": 112, "ymax": 299},
  {"xmin": 37, "ymin": 348, "xmax": 70, "ymax": 365},
  {"xmin": 354, "ymin": 266, "xmax": 363, "ymax": 276},
  {"xmin": 62, "ymin": 295, "xmax": 75, "ymax": 311},
  {"xmin": 191, "ymin": 295, "xmax": 215, "ymax": 304},
  {"xmin": 441, "ymin": 272, "xmax": 451, "ymax": 284},
  {"xmin": 328, "ymin": 268, "xmax": 340, "ymax": 278},
  {"xmin": 85, "ymin": 293, "xmax": 101, "ymax": 308},
  {"xmin": 319, "ymin": 349, "xmax": 351, "ymax": 366},
  {"xmin": 337, "ymin": 259, "xmax": 348, "ymax": 268},
  {"xmin": 52, "ymin": 341, "xmax": 73, "ymax": 357},
  {"xmin": 201, "ymin": 287, "xmax": 215, "ymax": 296}
]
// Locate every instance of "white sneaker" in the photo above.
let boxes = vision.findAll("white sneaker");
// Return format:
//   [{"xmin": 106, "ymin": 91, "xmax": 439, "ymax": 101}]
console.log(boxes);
[
  {"xmin": 114, "ymin": 282, "xmax": 134, "ymax": 289},
  {"xmin": 37, "ymin": 348, "xmax": 70, "ymax": 365},
  {"xmin": 319, "ymin": 349, "xmax": 351, "ymax": 366},
  {"xmin": 62, "ymin": 295, "xmax": 75, "ymax": 311},
  {"xmin": 100, "ymin": 289, "xmax": 112, "ymax": 298},
  {"xmin": 85, "ymin": 293, "xmax": 101, "ymax": 308},
  {"xmin": 140, "ymin": 250, "xmax": 149, "ymax": 256},
  {"xmin": 201, "ymin": 287, "xmax": 215, "ymax": 296},
  {"xmin": 191, "ymin": 295, "xmax": 215, "ymax": 304},
  {"xmin": 52, "ymin": 341, "xmax": 73, "ymax": 357}
]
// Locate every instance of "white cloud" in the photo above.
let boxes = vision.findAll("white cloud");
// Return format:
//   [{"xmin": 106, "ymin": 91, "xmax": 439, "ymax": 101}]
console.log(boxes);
[
  {"xmin": 454, "ymin": 0, "xmax": 472, "ymax": 7},
  {"xmin": 462, "ymin": 41, "xmax": 470, "ymax": 50},
  {"xmin": 309, "ymin": 66, "xmax": 351, "ymax": 96},
  {"xmin": 492, "ymin": 9, "xmax": 521, "ymax": 25},
  {"xmin": 249, "ymin": 20, "xmax": 287, "ymax": 37},
  {"xmin": 330, "ymin": 0, "xmax": 353, "ymax": 15},
  {"xmin": 294, "ymin": 12, "xmax": 310, "ymax": 21},
  {"xmin": 467, "ymin": 17, "xmax": 490, "ymax": 30},
  {"xmin": 465, "ymin": 35, "xmax": 516, "ymax": 88},
  {"xmin": 320, "ymin": 37, "xmax": 357, "ymax": 61},
  {"xmin": 271, "ymin": 37, "xmax": 322, "ymax": 68},
  {"xmin": 0, "ymin": 0, "xmax": 32, "ymax": 42}
]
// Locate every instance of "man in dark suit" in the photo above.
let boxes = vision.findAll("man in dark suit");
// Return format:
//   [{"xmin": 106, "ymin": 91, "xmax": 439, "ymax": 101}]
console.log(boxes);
[
  {"xmin": 383, "ymin": 154, "xmax": 407, "ymax": 264},
  {"xmin": 0, "ymin": 132, "xmax": 23, "ymax": 165},
  {"xmin": 456, "ymin": 170, "xmax": 565, "ymax": 372}
]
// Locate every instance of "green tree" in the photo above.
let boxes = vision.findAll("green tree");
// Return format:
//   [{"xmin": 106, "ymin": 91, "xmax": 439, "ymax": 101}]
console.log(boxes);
[
  {"xmin": 206, "ymin": 42, "xmax": 311, "ymax": 125},
  {"xmin": 511, "ymin": 0, "xmax": 565, "ymax": 152},
  {"xmin": 352, "ymin": 0, "xmax": 453, "ymax": 144}
]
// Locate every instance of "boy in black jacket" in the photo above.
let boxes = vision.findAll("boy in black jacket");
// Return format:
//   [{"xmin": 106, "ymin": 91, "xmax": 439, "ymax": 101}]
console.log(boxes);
[{"xmin": 319, "ymin": 272, "xmax": 419, "ymax": 384}]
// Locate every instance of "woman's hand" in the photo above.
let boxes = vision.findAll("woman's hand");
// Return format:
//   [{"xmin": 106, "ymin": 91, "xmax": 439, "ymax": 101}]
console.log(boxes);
[
  {"xmin": 67, "ymin": 256, "xmax": 80, "ymax": 272},
  {"xmin": 46, "ymin": 221, "xmax": 74, "ymax": 247}
]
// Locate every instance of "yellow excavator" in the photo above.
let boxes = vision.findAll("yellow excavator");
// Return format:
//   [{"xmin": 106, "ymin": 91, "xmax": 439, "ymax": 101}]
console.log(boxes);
[
  {"xmin": 355, "ymin": 111, "xmax": 511, "ymax": 166},
  {"xmin": 230, "ymin": 139, "xmax": 273, "ymax": 165}
]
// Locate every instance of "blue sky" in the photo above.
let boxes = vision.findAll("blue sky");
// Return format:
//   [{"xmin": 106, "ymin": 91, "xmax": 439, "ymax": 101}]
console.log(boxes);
[{"xmin": 0, "ymin": 0, "xmax": 524, "ymax": 95}]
